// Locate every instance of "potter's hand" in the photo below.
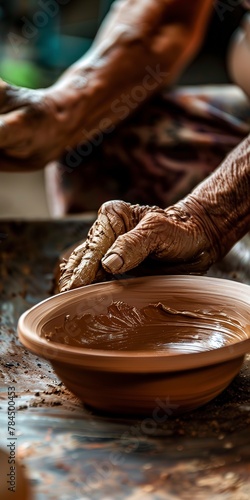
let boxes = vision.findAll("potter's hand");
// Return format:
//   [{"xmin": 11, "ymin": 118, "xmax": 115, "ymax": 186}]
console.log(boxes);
[
  {"xmin": 59, "ymin": 134, "xmax": 250, "ymax": 292},
  {"xmin": 58, "ymin": 198, "xmax": 219, "ymax": 292},
  {"xmin": 0, "ymin": 79, "xmax": 81, "ymax": 171}
]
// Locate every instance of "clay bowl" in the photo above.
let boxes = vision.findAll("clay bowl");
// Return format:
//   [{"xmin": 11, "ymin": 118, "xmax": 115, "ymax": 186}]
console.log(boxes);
[{"xmin": 18, "ymin": 276, "xmax": 250, "ymax": 416}]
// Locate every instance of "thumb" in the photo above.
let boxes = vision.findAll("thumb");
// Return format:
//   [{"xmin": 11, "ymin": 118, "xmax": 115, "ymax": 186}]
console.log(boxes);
[{"xmin": 101, "ymin": 223, "xmax": 156, "ymax": 274}]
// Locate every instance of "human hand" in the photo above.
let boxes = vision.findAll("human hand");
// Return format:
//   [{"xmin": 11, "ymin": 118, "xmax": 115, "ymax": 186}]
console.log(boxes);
[
  {"xmin": 0, "ymin": 79, "xmax": 80, "ymax": 171},
  {"xmin": 58, "ymin": 198, "xmax": 220, "ymax": 292}
]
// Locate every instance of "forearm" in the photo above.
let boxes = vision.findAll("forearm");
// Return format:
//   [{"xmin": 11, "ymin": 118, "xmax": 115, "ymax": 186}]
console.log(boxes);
[
  {"xmin": 49, "ymin": 0, "xmax": 213, "ymax": 146},
  {"xmin": 183, "ymin": 134, "xmax": 250, "ymax": 259}
]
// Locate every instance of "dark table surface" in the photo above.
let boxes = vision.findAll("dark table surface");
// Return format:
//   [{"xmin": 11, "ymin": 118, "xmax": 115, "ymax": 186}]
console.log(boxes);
[{"xmin": 0, "ymin": 220, "xmax": 250, "ymax": 500}]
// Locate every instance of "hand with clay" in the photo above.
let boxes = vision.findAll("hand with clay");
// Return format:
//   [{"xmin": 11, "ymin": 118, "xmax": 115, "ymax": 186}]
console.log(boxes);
[
  {"xmin": 59, "ymin": 135, "xmax": 250, "ymax": 291},
  {"xmin": 58, "ymin": 200, "xmax": 217, "ymax": 292}
]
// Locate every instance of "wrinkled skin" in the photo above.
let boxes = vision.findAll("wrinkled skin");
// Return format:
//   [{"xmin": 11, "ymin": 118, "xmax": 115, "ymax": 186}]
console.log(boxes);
[
  {"xmin": 59, "ymin": 134, "xmax": 250, "ymax": 292},
  {"xmin": 59, "ymin": 199, "xmax": 219, "ymax": 292}
]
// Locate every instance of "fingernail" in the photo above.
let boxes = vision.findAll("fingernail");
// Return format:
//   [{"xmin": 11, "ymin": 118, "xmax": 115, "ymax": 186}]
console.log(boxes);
[{"xmin": 102, "ymin": 253, "xmax": 123, "ymax": 272}]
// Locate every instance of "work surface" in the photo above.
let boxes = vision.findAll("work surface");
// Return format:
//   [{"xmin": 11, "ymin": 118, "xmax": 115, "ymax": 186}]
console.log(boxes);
[{"xmin": 0, "ymin": 220, "xmax": 250, "ymax": 500}]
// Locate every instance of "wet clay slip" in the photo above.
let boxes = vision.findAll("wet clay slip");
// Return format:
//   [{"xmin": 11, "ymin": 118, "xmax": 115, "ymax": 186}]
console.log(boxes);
[
  {"xmin": 18, "ymin": 276, "xmax": 250, "ymax": 416},
  {"xmin": 42, "ymin": 301, "xmax": 248, "ymax": 353}
]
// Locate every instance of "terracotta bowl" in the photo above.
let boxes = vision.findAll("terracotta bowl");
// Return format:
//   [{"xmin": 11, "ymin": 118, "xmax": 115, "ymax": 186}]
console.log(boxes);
[{"xmin": 18, "ymin": 276, "xmax": 250, "ymax": 416}]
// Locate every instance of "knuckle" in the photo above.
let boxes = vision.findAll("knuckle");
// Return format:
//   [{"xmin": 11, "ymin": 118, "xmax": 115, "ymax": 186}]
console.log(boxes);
[
  {"xmin": 99, "ymin": 199, "xmax": 129, "ymax": 215},
  {"xmin": 143, "ymin": 210, "xmax": 166, "ymax": 227}
]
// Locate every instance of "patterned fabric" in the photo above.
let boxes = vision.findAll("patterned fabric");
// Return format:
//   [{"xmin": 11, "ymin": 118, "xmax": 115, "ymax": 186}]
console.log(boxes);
[{"xmin": 45, "ymin": 85, "xmax": 250, "ymax": 215}]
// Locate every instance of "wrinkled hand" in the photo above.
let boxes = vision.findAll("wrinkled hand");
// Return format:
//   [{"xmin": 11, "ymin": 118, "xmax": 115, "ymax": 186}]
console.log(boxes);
[
  {"xmin": 59, "ymin": 198, "xmax": 220, "ymax": 292},
  {"xmin": 0, "ymin": 79, "xmax": 77, "ymax": 171}
]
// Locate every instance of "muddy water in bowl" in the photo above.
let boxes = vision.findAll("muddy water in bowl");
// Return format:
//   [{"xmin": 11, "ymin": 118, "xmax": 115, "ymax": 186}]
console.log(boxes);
[{"xmin": 41, "ymin": 300, "xmax": 247, "ymax": 354}]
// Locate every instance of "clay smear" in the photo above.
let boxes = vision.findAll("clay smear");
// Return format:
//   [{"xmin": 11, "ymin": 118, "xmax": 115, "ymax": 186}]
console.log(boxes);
[{"xmin": 41, "ymin": 301, "xmax": 247, "ymax": 354}]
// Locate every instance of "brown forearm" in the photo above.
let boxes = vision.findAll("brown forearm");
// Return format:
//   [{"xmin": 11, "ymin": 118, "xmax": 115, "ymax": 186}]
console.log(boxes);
[
  {"xmin": 50, "ymin": 0, "xmax": 213, "ymax": 145},
  {"xmin": 184, "ymin": 135, "xmax": 250, "ymax": 259}
]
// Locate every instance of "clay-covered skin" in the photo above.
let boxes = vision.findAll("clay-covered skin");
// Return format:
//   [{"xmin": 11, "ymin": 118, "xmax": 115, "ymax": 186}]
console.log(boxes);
[
  {"xmin": 59, "ymin": 135, "xmax": 250, "ymax": 291},
  {"xmin": 59, "ymin": 201, "xmax": 215, "ymax": 291},
  {"xmin": 0, "ymin": 0, "xmax": 213, "ymax": 171},
  {"xmin": 41, "ymin": 300, "xmax": 247, "ymax": 353}
]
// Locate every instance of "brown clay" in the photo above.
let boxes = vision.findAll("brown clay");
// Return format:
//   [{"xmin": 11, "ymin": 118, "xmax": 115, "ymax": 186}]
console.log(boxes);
[
  {"xmin": 41, "ymin": 301, "xmax": 248, "ymax": 353},
  {"xmin": 18, "ymin": 276, "xmax": 250, "ymax": 416}
]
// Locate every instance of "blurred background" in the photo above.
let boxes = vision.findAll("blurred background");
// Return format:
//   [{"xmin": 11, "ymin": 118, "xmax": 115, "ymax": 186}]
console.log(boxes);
[{"xmin": 0, "ymin": 0, "xmax": 246, "ymax": 218}]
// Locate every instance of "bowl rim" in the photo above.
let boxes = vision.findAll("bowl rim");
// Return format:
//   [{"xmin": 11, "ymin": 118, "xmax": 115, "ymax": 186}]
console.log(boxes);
[{"xmin": 17, "ymin": 275, "xmax": 250, "ymax": 373}]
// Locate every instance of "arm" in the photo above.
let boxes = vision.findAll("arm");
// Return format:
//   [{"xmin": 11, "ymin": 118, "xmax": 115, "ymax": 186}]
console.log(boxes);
[
  {"xmin": 0, "ymin": 0, "xmax": 213, "ymax": 170},
  {"xmin": 50, "ymin": 0, "xmax": 214, "ymax": 143},
  {"xmin": 184, "ymin": 134, "xmax": 250, "ymax": 260},
  {"xmin": 59, "ymin": 134, "xmax": 250, "ymax": 290}
]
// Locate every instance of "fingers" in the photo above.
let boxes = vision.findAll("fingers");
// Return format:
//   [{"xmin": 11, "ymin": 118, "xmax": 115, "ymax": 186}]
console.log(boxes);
[
  {"xmin": 101, "ymin": 209, "xmax": 211, "ymax": 276},
  {"xmin": 102, "ymin": 211, "xmax": 165, "ymax": 274},
  {"xmin": 58, "ymin": 200, "xmax": 135, "ymax": 291},
  {"xmin": 58, "ymin": 201, "xmax": 212, "ymax": 290},
  {"xmin": 58, "ymin": 198, "xmax": 215, "ymax": 290},
  {"xmin": 58, "ymin": 239, "xmax": 97, "ymax": 291}
]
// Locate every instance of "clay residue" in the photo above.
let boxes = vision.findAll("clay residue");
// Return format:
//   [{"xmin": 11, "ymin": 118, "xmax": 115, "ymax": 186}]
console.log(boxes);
[{"xmin": 41, "ymin": 301, "xmax": 248, "ymax": 353}]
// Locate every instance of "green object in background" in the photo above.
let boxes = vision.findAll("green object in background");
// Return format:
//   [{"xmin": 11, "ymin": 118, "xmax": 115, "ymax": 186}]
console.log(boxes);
[
  {"xmin": 0, "ymin": 58, "xmax": 46, "ymax": 88},
  {"xmin": 0, "ymin": 1, "xmax": 116, "ymax": 89}
]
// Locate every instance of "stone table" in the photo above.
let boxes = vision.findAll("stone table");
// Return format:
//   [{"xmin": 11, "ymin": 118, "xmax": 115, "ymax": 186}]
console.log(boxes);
[{"xmin": 0, "ymin": 220, "xmax": 250, "ymax": 500}]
